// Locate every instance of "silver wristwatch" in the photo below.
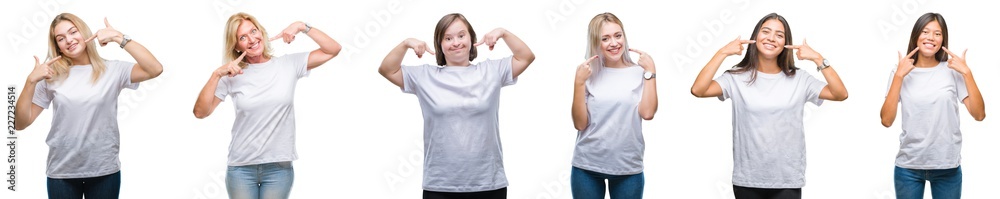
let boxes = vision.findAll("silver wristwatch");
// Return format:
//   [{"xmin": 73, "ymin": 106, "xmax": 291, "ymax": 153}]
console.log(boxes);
[
  {"xmin": 300, "ymin": 23, "xmax": 312, "ymax": 34},
  {"xmin": 817, "ymin": 59, "xmax": 831, "ymax": 71},
  {"xmin": 119, "ymin": 34, "xmax": 131, "ymax": 49},
  {"xmin": 643, "ymin": 71, "xmax": 656, "ymax": 80}
]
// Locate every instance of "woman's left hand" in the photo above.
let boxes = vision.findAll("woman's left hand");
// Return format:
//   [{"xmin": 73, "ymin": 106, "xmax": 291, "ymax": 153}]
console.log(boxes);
[
  {"xmin": 785, "ymin": 39, "xmax": 824, "ymax": 65},
  {"xmin": 942, "ymin": 47, "xmax": 971, "ymax": 75},
  {"xmin": 629, "ymin": 48, "xmax": 655, "ymax": 72},
  {"xmin": 271, "ymin": 21, "xmax": 307, "ymax": 44},
  {"xmin": 85, "ymin": 18, "xmax": 123, "ymax": 47},
  {"xmin": 474, "ymin": 28, "xmax": 507, "ymax": 51}
]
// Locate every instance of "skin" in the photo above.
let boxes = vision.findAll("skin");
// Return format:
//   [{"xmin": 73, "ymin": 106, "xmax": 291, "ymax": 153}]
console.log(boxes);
[
  {"xmin": 193, "ymin": 20, "xmax": 342, "ymax": 119},
  {"xmin": 881, "ymin": 20, "xmax": 985, "ymax": 127},
  {"xmin": 690, "ymin": 19, "xmax": 848, "ymax": 102},
  {"xmin": 15, "ymin": 18, "xmax": 163, "ymax": 130},
  {"xmin": 572, "ymin": 21, "xmax": 658, "ymax": 131},
  {"xmin": 378, "ymin": 19, "xmax": 535, "ymax": 89}
]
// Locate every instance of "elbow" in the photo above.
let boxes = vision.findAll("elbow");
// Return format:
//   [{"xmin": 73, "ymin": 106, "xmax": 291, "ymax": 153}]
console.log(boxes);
[
  {"xmin": 880, "ymin": 117, "xmax": 893, "ymax": 128},
  {"xmin": 150, "ymin": 66, "xmax": 164, "ymax": 79},
  {"xmin": 973, "ymin": 113, "xmax": 985, "ymax": 121},
  {"xmin": 13, "ymin": 124, "xmax": 26, "ymax": 131},
  {"xmin": 640, "ymin": 114, "xmax": 654, "ymax": 121},
  {"xmin": 193, "ymin": 108, "xmax": 210, "ymax": 119},
  {"xmin": 574, "ymin": 123, "xmax": 587, "ymax": 132},
  {"xmin": 691, "ymin": 87, "xmax": 705, "ymax": 98},
  {"xmin": 324, "ymin": 43, "xmax": 343, "ymax": 57},
  {"xmin": 836, "ymin": 91, "xmax": 850, "ymax": 101}
]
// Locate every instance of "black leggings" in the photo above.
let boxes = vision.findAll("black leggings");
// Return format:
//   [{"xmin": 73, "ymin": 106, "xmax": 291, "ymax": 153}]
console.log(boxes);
[
  {"xmin": 733, "ymin": 185, "xmax": 801, "ymax": 199},
  {"xmin": 423, "ymin": 187, "xmax": 507, "ymax": 199}
]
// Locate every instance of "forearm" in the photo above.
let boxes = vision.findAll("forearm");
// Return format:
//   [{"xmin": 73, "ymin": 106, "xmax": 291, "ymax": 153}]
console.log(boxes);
[
  {"xmin": 122, "ymin": 41, "xmax": 163, "ymax": 77},
  {"xmin": 193, "ymin": 74, "xmax": 221, "ymax": 119},
  {"xmin": 571, "ymin": 83, "xmax": 589, "ymax": 131},
  {"xmin": 880, "ymin": 77, "xmax": 903, "ymax": 127},
  {"xmin": 962, "ymin": 73, "xmax": 985, "ymax": 121},
  {"xmin": 305, "ymin": 26, "xmax": 342, "ymax": 56},
  {"xmin": 691, "ymin": 53, "xmax": 725, "ymax": 96},
  {"xmin": 501, "ymin": 30, "xmax": 535, "ymax": 63},
  {"xmin": 820, "ymin": 66, "xmax": 848, "ymax": 101},
  {"xmin": 638, "ymin": 78, "xmax": 658, "ymax": 120},
  {"xmin": 378, "ymin": 42, "xmax": 408, "ymax": 77},
  {"xmin": 13, "ymin": 81, "xmax": 37, "ymax": 130}
]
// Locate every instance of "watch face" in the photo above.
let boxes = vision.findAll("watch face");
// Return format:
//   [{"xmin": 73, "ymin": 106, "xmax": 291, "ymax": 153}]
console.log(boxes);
[{"xmin": 643, "ymin": 72, "xmax": 653, "ymax": 79}]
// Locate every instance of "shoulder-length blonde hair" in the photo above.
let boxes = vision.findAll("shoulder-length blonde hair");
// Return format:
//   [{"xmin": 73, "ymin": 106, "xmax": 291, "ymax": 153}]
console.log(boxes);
[
  {"xmin": 47, "ymin": 13, "xmax": 105, "ymax": 84},
  {"xmin": 585, "ymin": 12, "xmax": 635, "ymax": 83},
  {"xmin": 223, "ymin": 12, "xmax": 273, "ymax": 68}
]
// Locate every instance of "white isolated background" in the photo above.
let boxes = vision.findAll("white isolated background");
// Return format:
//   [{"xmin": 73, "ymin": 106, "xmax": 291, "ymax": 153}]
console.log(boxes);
[{"xmin": 1, "ymin": 0, "xmax": 996, "ymax": 198}]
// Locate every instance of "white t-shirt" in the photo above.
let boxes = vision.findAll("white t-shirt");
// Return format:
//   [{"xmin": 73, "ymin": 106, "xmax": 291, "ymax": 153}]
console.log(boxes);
[
  {"xmin": 715, "ymin": 69, "xmax": 826, "ymax": 188},
  {"xmin": 32, "ymin": 60, "xmax": 138, "ymax": 179},
  {"xmin": 887, "ymin": 61, "xmax": 968, "ymax": 170},
  {"xmin": 572, "ymin": 65, "xmax": 646, "ymax": 175},
  {"xmin": 401, "ymin": 56, "xmax": 515, "ymax": 192},
  {"xmin": 215, "ymin": 52, "xmax": 309, "ymax": 166}
]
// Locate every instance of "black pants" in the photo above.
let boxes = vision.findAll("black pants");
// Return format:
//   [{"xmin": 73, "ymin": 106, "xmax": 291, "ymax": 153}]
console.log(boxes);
[
  {"xmin": 423, "ymin": 187, "xmax": 507, "ymax": 199},
  {"xmin": 733, "ymin": 185, "xmax": 801, "ymax": 199}
]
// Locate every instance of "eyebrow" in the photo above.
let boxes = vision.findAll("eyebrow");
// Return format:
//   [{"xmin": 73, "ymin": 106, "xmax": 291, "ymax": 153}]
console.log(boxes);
[
  {"xmin": 761, "ymin": 27, "xmax": 785, "ymax": 34},
  {"xmin": 444, "ymin": 30, "xmax": 467, "ymax": 36},
  {"xmin": 54, "ymin": 27, "xmax": 77, "ymax": 37}
]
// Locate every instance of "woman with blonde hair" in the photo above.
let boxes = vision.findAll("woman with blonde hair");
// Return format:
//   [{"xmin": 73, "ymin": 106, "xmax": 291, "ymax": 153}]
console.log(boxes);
[
  {"xmin": 570, "ymin": 12, "xmax": 658, "ymax": 199},
  {"xmin": 377, "ymin": 13, "xmax": 535, "ymax": 199},
  {"xmin": 13, "ymin": 13, "xmax": 164, "ymax": 198},
  {"xmin": 192, "ymin": 12, "xmax": 342, "ymax": 199}
]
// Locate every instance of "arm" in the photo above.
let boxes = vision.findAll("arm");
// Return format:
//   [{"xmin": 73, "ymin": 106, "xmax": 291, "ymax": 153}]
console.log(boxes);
[
  {"xmin": 378, "ymin": 38, "xmax": 433, "ymax": 89},
  {"xmin": 572, "ymin": 56, "xmax": 597, "ymax": 131},
  {"xmin": 476, "ymin": 28, "xmax": 535, "ymax": 79},
  {"xmin": 193, "ymin": 52, "xmax": 245, "ymax": 119},
  {"xmin": 880, "ymin": 49, "xmax": 919, "ymax": 127},
  {"xmin": 942, "ymin": 47, "xmax": 985, "ymax": 121},
  {"xmin": 271, "ymin": 22, "xmax": 343, "ymax": 70},
  {"xmin": 85, "ymin": 18, "xmax": 163, "ymax": 83},
  {"xmin": 630, "ymin": 49, "xmax": 658, "ymax": 120},
  {"xmin": 787, "ymin": 40, "xmax": 847, "ymax": 101},
  {"xmin": 13, "ymin": 56, "xmax": 60, "ymax": 130},
  {"xmin": 691, "ymin": 37, "xmax": 752, "ymax": 98}
]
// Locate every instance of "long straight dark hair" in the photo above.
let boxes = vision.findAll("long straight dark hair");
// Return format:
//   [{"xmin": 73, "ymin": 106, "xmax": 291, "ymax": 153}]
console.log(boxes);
[
  {"xmin": 728, "ymin": 13, "xmax": 797, "ymax": 84},
  {"xmin": 907, "ymin": 13, "xmax": 949, "ymax": 63}
]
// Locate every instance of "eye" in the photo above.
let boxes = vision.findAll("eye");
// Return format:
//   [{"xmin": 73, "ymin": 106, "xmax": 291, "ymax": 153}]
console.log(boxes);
[
  {"xmin": 251, "ymin": 29, "xmax": 257, "ymax": 34},
  {"xmin": 57, "ymin": 37, "xmax": 64, "ymax": 42},
  {"xmin": 446, "ymin": 37, "xmax": 452, "ymax": 41},
  {"xmin": 615, "ymin": 34, "xmax": 622, "ymax": 39},
  {"xmin": 601, "ymin": 37, "xmax": 608, "ymax": 42},
  {"xmin": 239, "ymin": 35, "xmax": 246, "ymax": 41}
]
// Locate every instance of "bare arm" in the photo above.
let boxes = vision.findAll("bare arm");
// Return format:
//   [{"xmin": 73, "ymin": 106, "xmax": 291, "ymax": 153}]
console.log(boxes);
[
  {"xmin": 630, "ymin": 49, "xmax": 658, "ymax": 120},
  {"xmin": 85, "ymin": 18, "xmax": 163, "ymax": 83},
  {"xmin": 271, "ymin": 21, "xmax": 342, "ymax": 70},
  {"xmin": 881, "ymin": 49, "xmax": 919, "ymax": 127},
  {"xmin": 942, "ymin": 47, "xmax": 985, "ymax": 121},
  {"xmin": 378, "ymin": 38, "xmax": 434, "ymax": 89},
  {"xmin": 13, "ymin": 56, "xmax": 60, "ymax": 130},
  {"xmin": 193, "ymin": 52, "xmax": 246, "ymax": 119},
  {"xmin": 572, "ymin": 56, "xmax": 598, "ymax": 131},
  {"xmin": 475, "ymin": 28, "xmax": 535, "ymax": 79},
  {"xmin": 692, "ymin": 37, "xmax": 752, "ymax": 98}
]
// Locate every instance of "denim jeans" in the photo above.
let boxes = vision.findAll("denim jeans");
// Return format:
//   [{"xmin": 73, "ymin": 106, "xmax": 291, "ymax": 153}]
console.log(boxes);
[
  {"xmin": 226, "ymin": 161, "xmax": 294, "ymax": 199},
  {"xmin": 895, "ymin": 166, "xmax": 961, "ymax": 199},
  {"xmin": 47, "ymin": 171, "xmax": 121, "ymax": 199},
  {"xmin": 570, "ymin": 167, "xmax": 644, "ymax": 199}
]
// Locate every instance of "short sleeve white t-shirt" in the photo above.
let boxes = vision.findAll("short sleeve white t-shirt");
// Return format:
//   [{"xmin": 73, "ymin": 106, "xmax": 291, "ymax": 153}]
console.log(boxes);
[
  {"xmin": 714, "ymin": 69, "xmax": 826, "ymax": 189},
  {"xmin": 401, "ymin": 56, "xmax": 515, "ymax": 192},
  {"xmin": 887, "ymin": 61, "xmax": 968, "ymax": 170},
  {"xmin": 215, "ymin": 52, "xmax": 309, "ymax": 166},
  {"xmin": 572, "ymin": 65, "xmax": 646, "ymax": 175},
  {"xmin": 32, "ymin": 60, "xmax": 138, "ymax": 179}
]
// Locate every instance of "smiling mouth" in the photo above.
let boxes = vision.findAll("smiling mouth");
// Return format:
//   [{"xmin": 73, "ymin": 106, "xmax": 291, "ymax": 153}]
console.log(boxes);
[
  {"xmin": 762, "ymin": 43, "xmax": 777, "ymax": 50},
  {"xmin": 248, "ymin": 40, "xmax": 260, "ymax": 50},
  {"xmin": 922, "ymin": 41, "xmax": 936, "ymax": 49},
  {"xmin": 66, "ymin": 42, "xmax": 78, "ymax": 52},
  {"xmin": 607, "ymin": 46, "xmax": 621, "ymax": 54}
]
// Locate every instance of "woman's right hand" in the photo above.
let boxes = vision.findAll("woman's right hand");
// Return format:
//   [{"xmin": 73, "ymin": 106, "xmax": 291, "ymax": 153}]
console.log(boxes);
[
  {"xmin": 403, "ymin": 38, "xmax": 435, "ymax": 58},
  {"xmin": 28, "ymin": 55, "xmax": 61, "ymax": 83},
  {"xmin": 895, "ymin": 48, "xmax": 919, "ymax": 78},
  {"xmin": 215, "ymin": 51, "xmax": 247, "ymax": 78},
  {"xmin": 717, "ymin": 36, "xmax": 755, "ymax": 57},
  {"xmin": 575, "ymin": 55, "xmax": 598, "ymax": 85}
]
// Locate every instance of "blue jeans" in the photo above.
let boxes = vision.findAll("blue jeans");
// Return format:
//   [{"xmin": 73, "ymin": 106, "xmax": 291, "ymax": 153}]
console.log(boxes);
[
  {"xmin": 226, "ymin": 161, "xmax": 294, "ymax": 199},
  {"xmin": 894, "ymin": 166, "xmax": 961, "ymax": 199},
  {"xmin": 47, "ymin": 171, "xmax": 121, "ymax": 199},
  {"xmin": 570, "ymin": 167, "xmax": 644, "ymax": 199}
]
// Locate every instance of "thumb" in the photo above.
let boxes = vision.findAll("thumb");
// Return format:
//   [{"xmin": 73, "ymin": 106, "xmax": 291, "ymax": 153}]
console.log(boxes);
[
  {"xmin": 34, "ymin": 56, "xmax": 40, "ymax": 65},
  {"xmin": 104, "ymin": 17, "xmax": 112, "ymax": 28}
]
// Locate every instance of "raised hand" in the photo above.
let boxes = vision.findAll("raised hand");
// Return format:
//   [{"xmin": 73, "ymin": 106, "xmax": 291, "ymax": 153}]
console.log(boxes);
[
  {"xmin": 629, "ymin": 48, "xmax": 655, "ymax": 71},
  {"xmin": 270, "ymin": 22, "xmax": 306, "ymax": 44},
  {"xmin": 576, "ymin": 55, "xmax": 598, "ymax": 85},
  {"xmin": 215, "ymin": 51, "xmax": 247, "ymax": 78},
  {"xmin": 474, "ymin": 28, "xmax": 506, "ymax": 51},
  {"xmin": 85, "ymin": 17, "xmax": 123, "ymax": 47},
  {"xmin": 784, "ymin": 39, "xmax": 823, "ymax": 63},
  {"xmin": 29, "ymin": 56, "xmax": 62, "ymax": 83},
  {"xmin": 403, "ymin": 38, "xmax": 435, "ymax": 58},
  {"xmin": 895, "ymin": 48, "xmax": 919, "ymax": 78},
  {"xmin": 942, "ymin": 47, "xmax": 971, "ymax": 75},
  {"xmin": 718, "ymin": 36, "xmax": 755, "ymax": 56}
]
